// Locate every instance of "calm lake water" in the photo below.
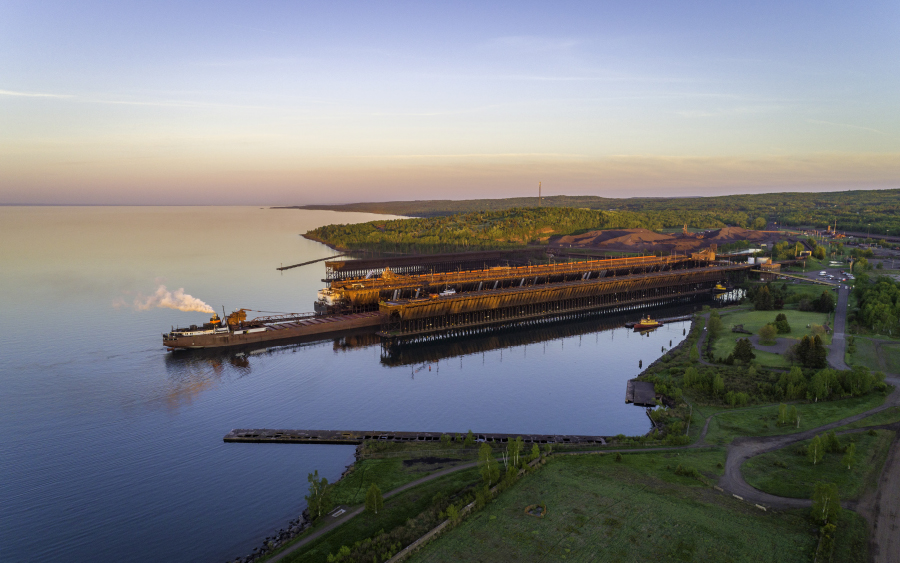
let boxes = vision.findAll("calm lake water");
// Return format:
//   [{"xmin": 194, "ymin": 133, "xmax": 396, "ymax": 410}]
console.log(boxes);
[{"xmin": 1, "ymin": 207, "xmax": 691, "ymax": 562}]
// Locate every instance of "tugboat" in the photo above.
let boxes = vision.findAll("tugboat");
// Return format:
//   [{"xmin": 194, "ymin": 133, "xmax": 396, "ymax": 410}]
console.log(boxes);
[{"xmin": 633, "ymin": 315, "xmax": 663, "ymax": 331}]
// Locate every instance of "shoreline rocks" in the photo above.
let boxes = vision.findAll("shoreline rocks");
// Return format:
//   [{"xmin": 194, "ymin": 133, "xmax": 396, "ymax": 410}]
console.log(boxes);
[{"xmin": 227, "ymin": 444, "xmax": 364, "ymax": 563}]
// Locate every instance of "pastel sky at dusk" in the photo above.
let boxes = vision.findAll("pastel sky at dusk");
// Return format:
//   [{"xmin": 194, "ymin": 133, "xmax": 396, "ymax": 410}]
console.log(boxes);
[{"xmin": 1, "ymin": 1, "xmax": 898, "ymax": 204}]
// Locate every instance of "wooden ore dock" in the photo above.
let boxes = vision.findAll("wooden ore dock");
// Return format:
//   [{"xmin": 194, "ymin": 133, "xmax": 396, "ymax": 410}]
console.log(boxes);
[{"xmin": 224, "ymin": 428, "xmax": 607, "ymax": 446}]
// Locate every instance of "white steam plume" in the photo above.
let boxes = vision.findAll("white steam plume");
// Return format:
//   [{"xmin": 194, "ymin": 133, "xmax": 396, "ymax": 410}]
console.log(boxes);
[{"xmin": 132, "ymin": 285, "xmax": 215, "ymax": 313}]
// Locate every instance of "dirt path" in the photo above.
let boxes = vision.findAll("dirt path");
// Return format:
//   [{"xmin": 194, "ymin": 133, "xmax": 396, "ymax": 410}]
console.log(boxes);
[
  {"xmin": 857, "ymin": 431, "xmax": 900, "ymax": 563},
  {"xmin": 872, "ymin": 340, "xmax": 890, "ymax": 373},
  {"xmin": 267, "ymin": 461, "xmax": 478, "ymax": 563}
]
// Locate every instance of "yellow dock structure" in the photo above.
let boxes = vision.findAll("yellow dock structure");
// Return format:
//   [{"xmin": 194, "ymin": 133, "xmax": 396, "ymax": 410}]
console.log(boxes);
[
  {"xmin": 321, "ymin": 253, "xmax": 715, "ymax": 312},
  {"xmin": 377, "ymin": 262, "xmax": 750, "ymax": 340}
]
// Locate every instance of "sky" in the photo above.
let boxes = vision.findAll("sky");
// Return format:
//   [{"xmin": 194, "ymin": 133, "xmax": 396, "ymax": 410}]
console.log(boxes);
[{"xmin": 1, "ymin": 0, "xmax": 898, "ymax": 204}]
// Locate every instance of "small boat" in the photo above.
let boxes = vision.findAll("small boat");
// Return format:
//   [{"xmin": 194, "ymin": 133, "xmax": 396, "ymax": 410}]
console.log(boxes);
[{"xmin": 633, "ymin": 315, "xmax": 663, "ymax": 330}]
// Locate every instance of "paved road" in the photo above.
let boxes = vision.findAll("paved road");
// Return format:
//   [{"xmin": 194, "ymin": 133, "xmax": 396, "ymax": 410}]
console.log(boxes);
[
  {"xmin": 268, "ymin": 461, "xmax": 478, "ymax": 563},
  {"xmin": 748, "ymin": 334, "xmax": 793, "ymax": 355},
  {"xmin": 828, "ymin": 285, "xmax": 851, "ymax": 370}
]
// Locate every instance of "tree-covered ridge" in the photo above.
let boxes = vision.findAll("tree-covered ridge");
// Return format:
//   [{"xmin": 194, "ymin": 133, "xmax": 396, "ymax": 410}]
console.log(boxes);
[
  {"xmin": 305, "ymin": 207, "xmax": 659, "ymax": 252},
  {"xmin": 293, "ymin": 188, "xmax": 900, "ymax": 235}
]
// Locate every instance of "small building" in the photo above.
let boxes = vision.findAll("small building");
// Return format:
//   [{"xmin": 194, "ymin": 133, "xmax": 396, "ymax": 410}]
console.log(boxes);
[{"xmin": 760, "ymin": 262, "xmax": 782, "ymax": 281}]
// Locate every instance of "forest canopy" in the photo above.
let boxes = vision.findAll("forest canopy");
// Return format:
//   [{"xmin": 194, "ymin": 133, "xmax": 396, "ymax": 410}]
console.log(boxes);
[
  {"xmin": 293, "ymin": 188, "xmax": 900, "ymax": 235},
  {"xmin": 304, "ymin": 207, "xmax": 660, "ymax": 253}
]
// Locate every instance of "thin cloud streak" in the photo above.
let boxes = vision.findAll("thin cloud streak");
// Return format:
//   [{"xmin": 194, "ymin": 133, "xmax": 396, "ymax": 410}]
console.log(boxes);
[
  {"xmin": 806, "ymin": 119, "xmax": 888, "ymax": 136},
  {"xmin": 0, "ymin": 89, "xmax": 73, "ymax": 99}
]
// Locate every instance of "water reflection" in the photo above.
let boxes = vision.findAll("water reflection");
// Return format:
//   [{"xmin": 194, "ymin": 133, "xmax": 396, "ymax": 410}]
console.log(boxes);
[
  {"xmin": 159, "ymin": 301, "xmax": 711, "ymax": 411},
  {"xmin": 379, "ymin": 313, "xmax": 630, "ymax": 367}
]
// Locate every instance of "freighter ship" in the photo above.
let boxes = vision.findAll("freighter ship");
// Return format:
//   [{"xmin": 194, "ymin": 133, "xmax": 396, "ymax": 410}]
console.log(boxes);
[{"xmin": 162, "ymin": 309, "xmax": 382, "ymax": 350}]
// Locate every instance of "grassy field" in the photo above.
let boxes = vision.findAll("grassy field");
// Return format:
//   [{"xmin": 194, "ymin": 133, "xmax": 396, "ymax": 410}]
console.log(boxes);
[
  {"xmin": 840, "ymin": 406, "xmax": 900, "ymax": 429},
  {"xmin": 274, "ymin": 466, "xmax": 482, "ymax": 563},
  {"xmin": 703, "ymin": 392, "xmax": 890, "ymax": 446},
  {"xmin": 848, "ymin": 337, "xmax": 883, "ymax": 372},
  {"xmin": 742, "ymin": 429, "xmax": 895, "ymax": 500},
  {"xmin": 712, "ymin": 308, "xmax": 833, "ymax": 368},
  {"xmin": 410, "ymin": 450, "xmax": 820, "ymax": 563},
  {"xmin": 848, "ymin": 336, "xmax": 900, "ymax": 373}
]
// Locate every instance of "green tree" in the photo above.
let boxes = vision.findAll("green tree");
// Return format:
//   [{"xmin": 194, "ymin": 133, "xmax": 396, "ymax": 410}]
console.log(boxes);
[
  {"xmin": 791, "ymin": 336, "xmax": 828, "ymax": 369},
  {"xmin": 811, "ymin": 482, "xmax": 841, "ymax": 525},
  {"xmin": 824, "ymin": 430, "xmax": 841, "ymax": 453},
  {"xmin": 807, "ymin": 435, "xmax": 824, "ymax": 465},
  {"xmin": 774, "ymin": 313, "xmax": 791, "ymax": 334},
  {"xmin": 814, "ymin": 291, "xmax": 836, "ymax": 313},
  {"xmin": 712, "ymin": 374, "xmax": 725, "ymax": 396},
  {"xmin": 789, "ymin": 405, "xmax": 799, "ymax": 428},
  {"xmin": 440, "ymin": 434, "xmax": 452, "ymax": 448},
  {"xmin": 478, "ymin": 442, "xmax": 499, "ymax": 485},
  {"xmin": 814, "ymin": 246, "xmax": 827, "ymax": 260},
  {"xmin": 754, "ymin": 286, "xmax": 774, "ymax": 310},
  {"xmin": 464, "ymin": 429, "xmax": 476, "ymax": 448},
  {"xmin": 759, "ymin": 323, "xmax": 777, "ymax": 344},
  {"xmin": 753, "ymin": 216, "xmax": 767, "ymax": 230},
  {"xmin": 446, "ymin": 504, "xmax": 459, "ymax": 522},
  {"xmin": 508, "ymin": 436, "xmax": 525, "ymax": 468},
  {"xmin": 305, "ymin": 470, "xmax": 333, "ymax": 521},
  {"xmin": 732, "ymin": 338, "xmax": 756, "ymax": 363},
  {"xmin": 529, "ymin": 443, "xmax": 540, "ymax": 462},
  {"xmin": 842, "ymin": 442, "xmax": 856, "ymax": 470},
  {"xmin": 689, "ymin": 346, "xmax": 699, "ymax": 363},
  {"xmin": 365, "ymin": 483, "xmax": 384, "ymax": 514},
  {"xmin": 708, "ymin": 313, "xmax": 724, "ymax": 341},
  {"xmin": 683, "ymin": 366, "xmax": 701, "ymax": 389},
  {"xmin": 777, "ymin": 403, "xmax": 788, "ymax": 425},
  {"xmin": 810, "ymin": 368, "xmax": 838, "ymax": 401}
]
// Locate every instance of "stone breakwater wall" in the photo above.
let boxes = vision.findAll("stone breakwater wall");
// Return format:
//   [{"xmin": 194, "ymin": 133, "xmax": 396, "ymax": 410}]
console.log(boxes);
[{"xmin": 225, "ymin": 444, "xmax": 363, "ymax": 563}]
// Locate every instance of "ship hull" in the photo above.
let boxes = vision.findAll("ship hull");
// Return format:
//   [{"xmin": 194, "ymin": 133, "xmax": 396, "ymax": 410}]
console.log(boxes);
[{"xmin": 163, "ymin": 312, "xmax": 383, "ymax": 349}]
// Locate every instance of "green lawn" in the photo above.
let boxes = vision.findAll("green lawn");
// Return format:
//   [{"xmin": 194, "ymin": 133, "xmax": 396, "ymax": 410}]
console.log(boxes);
[
  {"xmin": 410, "ymin": 450, "xmax": 820, "ymax": 563},
  {"xmin": 274, "ymin": 466, "xmax": 482, "ymax": 563},
  {"xmin": 848, "ymin": 336, "xmax": 900, "ymax": 373},
  {"xmin": 712, "ymin": 308, "xmax": 833, "ymax": 367},
  {"xmin": 703, "ymin": 392, "xmax": 890, "ymax": 446},
  {"xmin": 742, "ymin": 429, "xmax": 894, "ymax": 500}
]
